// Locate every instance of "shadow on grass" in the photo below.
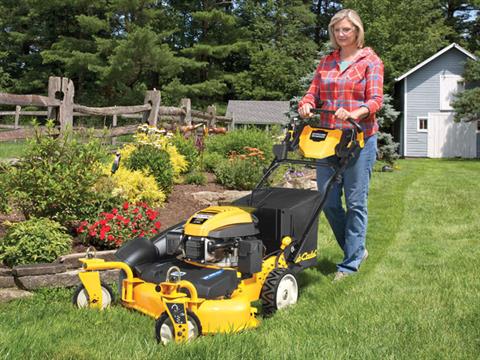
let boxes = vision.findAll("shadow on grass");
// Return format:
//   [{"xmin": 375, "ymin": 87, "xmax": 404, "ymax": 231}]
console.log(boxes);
[{"xmin": 316, "ymin": 257, "xmax": 337, "ymax": 276}]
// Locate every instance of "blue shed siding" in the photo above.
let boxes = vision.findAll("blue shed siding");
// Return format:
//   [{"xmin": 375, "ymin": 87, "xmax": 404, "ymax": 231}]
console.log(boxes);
[
  {"xmin": 405, "ymin": 48, "xmax": 470, "ymax": 157},
  {"xmin": 477, "ymin": 133, "xmax": 480, "ymax": 158}
]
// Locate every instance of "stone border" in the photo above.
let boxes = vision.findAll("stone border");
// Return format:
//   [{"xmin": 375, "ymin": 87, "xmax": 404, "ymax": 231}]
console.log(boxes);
[{"xmin": 0, "ymin": 250, "xmax": 118, "ymax": 303}]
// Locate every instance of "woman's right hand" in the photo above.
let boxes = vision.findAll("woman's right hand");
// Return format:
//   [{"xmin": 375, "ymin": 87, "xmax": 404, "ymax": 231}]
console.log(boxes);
[{"xmin": 298, "ymin": 103, "xmax": 314, "ymax": 118}]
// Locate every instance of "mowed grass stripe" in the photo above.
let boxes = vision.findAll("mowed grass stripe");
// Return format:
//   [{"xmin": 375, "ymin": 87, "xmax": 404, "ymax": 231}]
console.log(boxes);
[{"xmin": 0, "ymin": 159, "xmax": 479, "ymax": 359}]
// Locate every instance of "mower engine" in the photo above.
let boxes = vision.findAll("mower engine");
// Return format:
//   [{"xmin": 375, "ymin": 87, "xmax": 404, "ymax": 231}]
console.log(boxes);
[{"xmin": 166, "ymin": 207, "xmax": 263, "ymax": 273}]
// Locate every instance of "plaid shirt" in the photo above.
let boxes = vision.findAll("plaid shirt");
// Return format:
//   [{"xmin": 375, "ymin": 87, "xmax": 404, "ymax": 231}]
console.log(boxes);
[{"xmin": 298, "ymin": 47, "xmax": 384, "ymax": 137}]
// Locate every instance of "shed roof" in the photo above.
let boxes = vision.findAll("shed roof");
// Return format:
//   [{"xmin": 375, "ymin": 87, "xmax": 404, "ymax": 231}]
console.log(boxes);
[
  {"xmin": 226, "ymin": 100, "xmax": 290, "ymax": 125},
  {"xmin": 394, "ymin": 43, "xmax": 477, "ymax": 82}
]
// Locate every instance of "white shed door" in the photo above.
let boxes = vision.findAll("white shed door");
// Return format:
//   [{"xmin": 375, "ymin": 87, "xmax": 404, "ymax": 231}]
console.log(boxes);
[{"xmin": 427, "ymin": 112, "xmax": 477, "ymax": 158}]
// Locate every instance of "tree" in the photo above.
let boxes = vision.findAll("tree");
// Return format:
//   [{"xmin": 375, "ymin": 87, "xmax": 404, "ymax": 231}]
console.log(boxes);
[
  {"xmin": 232, "ymin": 0, "xmax": 318, "ymax": 100},
  {"xmin": 343, "ymin": 0, "xmax": 452, "ymax": 90},
  {"xmin": 161, "ymin": 1, "xmax": 249, "ymax": 106},
  {"xmin": 42, "ymin": 1, "xmax": 182, "ymax": 105},
  {"xmin": 440, "ymin": 0, "xmax": 480, "ymax": 52},
  {"xmin": 452, "ymin": 53, "xmax": 480, "ymax": 122}
]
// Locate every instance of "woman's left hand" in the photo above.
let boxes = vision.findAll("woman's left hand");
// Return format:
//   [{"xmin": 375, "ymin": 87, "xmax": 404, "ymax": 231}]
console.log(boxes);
[{"xmin": 334, "ymin": 107, "xmax": 355, "ymax": 121}]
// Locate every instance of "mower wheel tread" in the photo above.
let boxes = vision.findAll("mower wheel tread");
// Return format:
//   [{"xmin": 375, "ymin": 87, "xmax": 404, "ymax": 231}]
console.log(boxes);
[{"xmin": 261, "ymin": 268, "xmax": 298, "ymax": 316}]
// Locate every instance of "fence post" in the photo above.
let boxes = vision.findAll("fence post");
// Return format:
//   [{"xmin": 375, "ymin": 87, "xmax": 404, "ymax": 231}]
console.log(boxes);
[
  {"xmin": 207, "ymin": 105, "xmax": 216, "ymax": 128},
  {"xmin": 58, "ymin": 77, "xmax": 74, "ymax": 131},
  {"xmin": 143, "ymin": 90, "xmax": 161, "ymax": 127},
  {"xmin": 180, "ymin": 98, "xmax": 192, "ymax": 125},
  {"xmin": 112, "ymin": 114, "xmax": 118, "ymax": 145},
  {"xmin": 14, "ymin": 105, "xmax": 21, "ymax": 129},
  {"xmin": 47, "ymin": 76, "xmax": 61, "ymax": 121}
]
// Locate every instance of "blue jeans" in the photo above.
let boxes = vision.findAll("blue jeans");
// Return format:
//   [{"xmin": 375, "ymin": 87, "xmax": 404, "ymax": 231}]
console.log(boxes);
[{"xmin": 316, "ymin": 134, "xmax": 377, "ymax": 273}]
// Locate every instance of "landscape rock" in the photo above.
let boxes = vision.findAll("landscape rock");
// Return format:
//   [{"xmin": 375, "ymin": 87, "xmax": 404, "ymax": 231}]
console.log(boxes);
[
  {"xmin": 0, "ymin": 288, "xmax": 33, "ymax": 303},
  {"xmin": 192, "ymin": 190, "xmax": 250, "ymax": 206},
  {"xmin": 56, "ymin": 250, "xmax": 117, "ymax": 269},
  {"xmin": 13, "ymin": 263, "xmax": 67, "ymax": 277},
  {"xmin": 0, "ymin": 266, "xmax": 12, "ymax": 276},
  {"xmin": 15, "ymin": 269, "xmax": 120, "ymax": 290},
  {"xmin": 0, "ymin": 276, "xmax": 15, "ymax": 288}
]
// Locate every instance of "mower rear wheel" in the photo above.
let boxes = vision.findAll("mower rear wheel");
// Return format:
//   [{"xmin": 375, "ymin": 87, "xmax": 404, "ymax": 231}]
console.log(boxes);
[
  {"xmin": 72, "ymin": 283, "xmax": 114, "ymax": 309},
  {"xmin": 155, "ymin": 311, "xmax": 202, "ymax": 344},
  {"xmin": 261, "ymin": 268, "xmax": 298, "ymax": 316}
]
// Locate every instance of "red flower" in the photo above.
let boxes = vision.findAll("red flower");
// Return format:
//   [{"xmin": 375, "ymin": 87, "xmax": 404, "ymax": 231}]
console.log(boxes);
[
  {"xmin": 132, "ymin": 208, "xmax": 140, "ymax": 214},
  {"xmin": 154, "ymin": 222, "xmax": 161, "ymax": 229},
  {"xmin": 107, "ymin": 235, "xmax": 115, "ymax": 241},
  {"xmin": 105, "ymin": 213, "xmax": 114, "ymax": 220},
  {"xmin": 151, "ymin": 229, "xmax": 157, "ymax": 234},
  {"xmin": 112, "ymin": 208, "xmax": 118, "ymax": 215},
  {"xmin": 123, "ymin": 202, "xmax": 129, "ymax": 210}
]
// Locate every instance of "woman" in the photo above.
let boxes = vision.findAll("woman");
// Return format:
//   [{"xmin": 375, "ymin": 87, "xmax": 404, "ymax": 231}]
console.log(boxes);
[{"xmin": 298, "ymin": 9, "xmax": 383, "ymax": 281}]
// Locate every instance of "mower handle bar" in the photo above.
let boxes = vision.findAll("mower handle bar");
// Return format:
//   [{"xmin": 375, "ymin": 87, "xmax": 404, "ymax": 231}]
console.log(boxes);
[{"xmin": 308, "ymin": 108, "xmax": 363, "ymax": 133}]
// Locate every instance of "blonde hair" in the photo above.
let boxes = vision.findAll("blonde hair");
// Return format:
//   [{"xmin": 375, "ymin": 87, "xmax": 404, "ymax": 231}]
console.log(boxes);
[{"xmin": 328, "ymin": 9, "xmax": 365, "ymax": 49}]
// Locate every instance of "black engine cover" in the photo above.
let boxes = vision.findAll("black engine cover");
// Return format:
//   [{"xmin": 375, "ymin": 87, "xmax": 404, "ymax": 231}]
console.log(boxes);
[{"xmin": 136, "ymin": 259, "xmax": 239, "ymax": 299}]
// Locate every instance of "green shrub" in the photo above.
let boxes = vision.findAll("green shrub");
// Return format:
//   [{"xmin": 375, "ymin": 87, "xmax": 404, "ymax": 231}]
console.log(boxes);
[
  {"xmin": 171, "ymin": 132, "xmax": 199, "ymax": 173},
  {"xmin": 202, "ymin": 152, "xmax": 224, "ymax": 172},
  {"xmin": 0, "ymin": 164, "xmax": 11, "ymax": 214},
  {"xmin": 184, "ymin": 171, "xmax": 207, "ymax": 185},
  {"xmin": 0, "ymin": 218, "xmax": 72, "ymax": 267},
  {"xmin": 5, "ymin": 122, "xmax": 118, "ymax": 228},
  {"xmin": 213, "ymin": 157, "xmax": 264, "ymax": 190},
  {"xmin": 204, "ymin": 127, "xmax": 274, "ymax": 162},
  {"xmin": 126, "ymin": 144, "xmax": 174, "ymax": 195}
]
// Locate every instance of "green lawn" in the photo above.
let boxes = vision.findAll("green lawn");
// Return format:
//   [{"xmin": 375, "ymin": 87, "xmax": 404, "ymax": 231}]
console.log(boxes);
[
  {"xmin": 0, "ymin": 159, "xmax": 479, "ymax": 359},
  {"xmin": 0, "ymin": 140, "xmax": 26, "ymax": 159}
]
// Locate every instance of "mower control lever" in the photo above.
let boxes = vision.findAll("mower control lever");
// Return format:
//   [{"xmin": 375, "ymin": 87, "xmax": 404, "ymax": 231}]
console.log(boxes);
[{"xmin": 310, "ymin": 108, "xmax": 363, "ymax": 133}]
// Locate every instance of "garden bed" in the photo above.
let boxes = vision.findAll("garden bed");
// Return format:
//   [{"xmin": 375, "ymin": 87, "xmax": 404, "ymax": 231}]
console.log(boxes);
[{"xmin": 0, "ymin": 172, "xmax": 228, "ymax": 255}]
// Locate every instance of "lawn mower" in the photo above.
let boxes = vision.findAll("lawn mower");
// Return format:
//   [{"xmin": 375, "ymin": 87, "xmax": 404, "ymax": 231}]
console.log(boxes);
[{"xmin": 72, "ymin": 109, "xmax": 364, "ymax": 344}]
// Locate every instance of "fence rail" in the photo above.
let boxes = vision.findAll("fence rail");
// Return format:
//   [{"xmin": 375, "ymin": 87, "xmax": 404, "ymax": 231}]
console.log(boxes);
[{"xmin": 0, "ymin": 76, "xmax": 231, "ymax": 142}]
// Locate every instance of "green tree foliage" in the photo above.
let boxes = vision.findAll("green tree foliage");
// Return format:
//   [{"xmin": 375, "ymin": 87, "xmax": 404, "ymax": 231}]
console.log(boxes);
[
  {"xmin": 161, "ymin": 1, "xmax": 248, "ymax": 106},
  {"xmin": 452, "ymin": 53, "xmax": 480, "ymax": 122},
  {"xmin": 233, "ymin": 0, "xmax": 318, "ymax": 100},
  {"xmin": 0, "ymin": 0, "xmax": 477, "ymax": 109},
  {"xmin": 344, "ymin": 0, "xmax": 452, "ymax": 90}
]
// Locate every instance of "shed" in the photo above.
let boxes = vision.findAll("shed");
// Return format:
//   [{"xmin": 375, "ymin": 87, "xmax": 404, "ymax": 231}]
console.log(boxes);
[
  {"xmin": 226, "ymin": 100, "xmax": 290, "ymax": 128},
  {"xmin": 395, "ymin": 43, "xmax": 478, "ymax": 158}
]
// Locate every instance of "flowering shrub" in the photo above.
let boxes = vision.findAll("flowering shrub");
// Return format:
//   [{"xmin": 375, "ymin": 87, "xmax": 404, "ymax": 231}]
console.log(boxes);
[
  {"xmin": 78, "ymin": 202, "xmax": 162, "ymax": 249},
  {"xmin": 135, "ymin": 125, "xmax": 188, "ymax": 180},
  {"xmin": 213, "ymin": 148, "xmax": 267, "ymax": 190}
]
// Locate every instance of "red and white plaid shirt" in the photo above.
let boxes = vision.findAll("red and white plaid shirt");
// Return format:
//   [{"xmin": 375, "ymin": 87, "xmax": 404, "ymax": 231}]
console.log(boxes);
[{"xmin": 298, "ymin": 47, "xmax": 384, "ymax": 137}]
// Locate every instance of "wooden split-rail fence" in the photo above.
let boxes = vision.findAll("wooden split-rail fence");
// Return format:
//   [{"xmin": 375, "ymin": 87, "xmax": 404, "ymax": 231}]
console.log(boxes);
[{"xmin": 0, "ymin": 76, "xmax": 232, "ymax": 142}]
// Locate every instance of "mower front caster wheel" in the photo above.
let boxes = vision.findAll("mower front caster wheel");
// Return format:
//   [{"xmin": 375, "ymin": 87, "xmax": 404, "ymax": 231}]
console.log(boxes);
[
  {"xmin": 261, "ymin": 268, "xmax": 298, "ymax": 316},
  {"xmin": 72, "ymin": 283, "xmax": 114, "ymax": 309},
  {"xmin": 155, "ymin": 311, "xmax": 202, "ymax": 344}
]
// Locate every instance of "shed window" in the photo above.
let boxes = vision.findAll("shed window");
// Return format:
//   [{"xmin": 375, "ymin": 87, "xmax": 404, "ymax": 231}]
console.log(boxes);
[
  {"xmin": 440, "ymin": 75, "xmax": 464, "ymax": 111},
  {"xmin": 417, "ymin": 117, "xmax": 428, "ymax": 132}
]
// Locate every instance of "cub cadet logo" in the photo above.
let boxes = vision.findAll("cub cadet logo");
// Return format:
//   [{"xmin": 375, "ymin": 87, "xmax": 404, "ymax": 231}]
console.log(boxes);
[{"xmin": 294, "ymin": 250, "xmax": 317, "ymax": 263}]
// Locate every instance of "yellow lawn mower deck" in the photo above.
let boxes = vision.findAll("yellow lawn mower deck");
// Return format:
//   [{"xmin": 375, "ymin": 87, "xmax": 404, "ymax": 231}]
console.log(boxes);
[{"xmin": 73, "ymin": 109, "xmax": 364, "ymax": 344}]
